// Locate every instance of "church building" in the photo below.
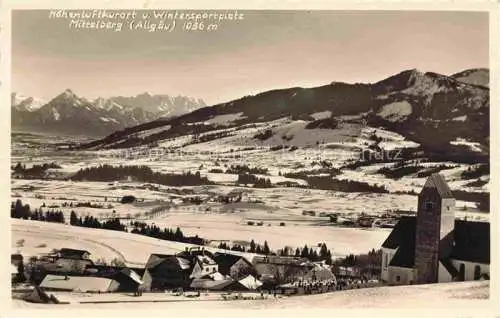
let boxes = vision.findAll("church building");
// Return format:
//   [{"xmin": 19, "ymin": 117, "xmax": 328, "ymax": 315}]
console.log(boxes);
[{"xmin": 381, "ymin": 173, "xmax": 489, "ymax": 285}]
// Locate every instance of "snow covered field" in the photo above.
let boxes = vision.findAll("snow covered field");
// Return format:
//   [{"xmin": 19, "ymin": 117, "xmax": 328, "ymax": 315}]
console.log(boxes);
[
  {"xmin": 11, "ymin": 212, "xmax": 389, "ymax": 266},
  {"xmin": 11, "ymin": 218, "xmax": 253, "ymax": 266},
  {"xmin": 11, "ymin": 281, "xmax": 489, "ymax": 309}
]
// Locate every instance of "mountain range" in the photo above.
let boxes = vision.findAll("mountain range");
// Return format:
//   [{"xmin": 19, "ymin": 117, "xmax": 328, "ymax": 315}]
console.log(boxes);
[
  {"xmin": 77, "ymin": 68, "xmax": 489, "ymax": 164},
  {"xmin": 11, "ymin": 91, "xmax": 206, "ymax": 136}
]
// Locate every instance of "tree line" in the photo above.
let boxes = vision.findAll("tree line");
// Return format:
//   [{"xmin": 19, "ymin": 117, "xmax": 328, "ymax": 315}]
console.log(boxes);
[
  {"xmin": 11, "ymin": 199, "xmax": 65, "ymax": 223},
  {"xmin": 71, "ymin": 164, "xmax": 214, "ymax": 187},
  {"xmin": 69, "ymin": 211, "xmax": 126, "ymax": 232},
  {"xmin": 12, "ymin": 162, "xmax": 62, "ymax": 179},
  {"xmin": 217, "ymin": 240, "xmax": 334, "ymax": 264},
  {"xmin": 129, "ymin": 221, "xmax": 205, "ymax": 245},
  {"xmin": 237, "ymin": 173, "xmax": 273, "ymax": 188}
]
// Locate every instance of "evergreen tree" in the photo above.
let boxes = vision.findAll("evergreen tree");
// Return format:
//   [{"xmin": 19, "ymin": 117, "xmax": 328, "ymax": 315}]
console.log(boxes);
[
  {"xmin": 249, "ymin": 240, "xmax": 256, "ymax": 253},
  {"xmin": 319, "ymin": 243, "xmax": 328, "ymax": 260},
  {"xmin": 14, "ymin": 199, "xmax": 23, "ymax": 218},
  {"xmin": 311, "ymin": 249, "xmax": 319, "ymax": 262},
  {"xmin": 263, "ymin": 241, "xmax": 270, "ymax": 255},
  {"xmin": 174, "ymin": 227, "xmax": 184, "ymax": 241},
  {"xmin": 70, "ymin": 211, "xmax": 78, "ymax": 226},
  {"xmin": 22, "ymin": 204, "xmax": 31, "ymax": 219},
  {"xmin": 301, "ymin": 245, "xmax": 309, "ymax": 258},
  {"xmin": 325, "ymin": 250, "xmax": 332, "ymax": 265},
  {"xmin": 255, "ymin": 245, "xmax": 262, "ymax": 254}
]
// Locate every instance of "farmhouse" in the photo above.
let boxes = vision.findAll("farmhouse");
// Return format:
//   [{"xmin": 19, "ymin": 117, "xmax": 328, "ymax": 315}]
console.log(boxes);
[
  {"xmin": 304, "ymin": 261, "xmax": 336, "ymax": 282},
  {"xmin": 11, "ymin": 254, "xmax": 24, "ymax": 282},
  {"xmin": 56, "ymin": 248, "xmax": 91, "ymax": 260},
  {"xmin": 213, "ymin": 253, "xmax": 254, "ymax": 279},
  {"xmin": 381, "ymin": 173, "xmax": 490, "ymax": 285},
  {"xmin": 253, "ymin": 255, "xmax": 312, "ymax": 283},
  {"xmin": 189, "ymin": 254, "xmax": 219, "ymax": 279},
  {"xmin": 141, "ymin": 253, "xmax": 192, "ymax": 291},
  {"xmin": 38, "ymin": 248, "xmax": 94, "ymax": 275},
  {"xmin": 84, "ymin": 265, "xmax": 145, "ymax": 292},
  {"xmin": 175, "ymin": 248, "xmax": 219, "ymax": 279}
]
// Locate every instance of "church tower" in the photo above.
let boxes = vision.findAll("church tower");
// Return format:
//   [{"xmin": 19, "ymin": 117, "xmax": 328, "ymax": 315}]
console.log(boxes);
[{"xmin": 414, "ymin": 173, "xmax": 456, "ymax": 284}]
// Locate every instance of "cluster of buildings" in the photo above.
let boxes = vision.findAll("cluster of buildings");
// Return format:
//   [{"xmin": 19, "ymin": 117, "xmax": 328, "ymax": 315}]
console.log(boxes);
[{"xmin": 13, "ymin": 246, "xmax": 336, "ymax": 296}]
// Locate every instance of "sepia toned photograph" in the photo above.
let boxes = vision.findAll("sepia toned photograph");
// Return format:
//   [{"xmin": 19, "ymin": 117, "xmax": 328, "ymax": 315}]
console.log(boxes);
[{"xmin": 8, "ymin": 7, "xmax": 492, "ymax": 310}]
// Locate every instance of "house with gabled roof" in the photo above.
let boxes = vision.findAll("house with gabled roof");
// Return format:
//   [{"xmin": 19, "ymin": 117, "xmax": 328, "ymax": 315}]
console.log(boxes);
[
  {"xmin": 213, "ymin": 252, "xmax": 254, "ymax": 279},
  {"xmin": 381, "ymin": 173, "xmax": 490, "ymax": 285},
  {"xmin": 141, "ymin": 253, "xmax": 192, "ymax": 291},
  {"xmin": 56, "ymin": 248, "xmax": 91, "ymax": 260},
  {"xmin": 189, "ymin": 254, "xmax": 219, "ymax": 279},
  {"xmin": 84, "ymin": 264, "xmax": 145, "ymax": 292}
]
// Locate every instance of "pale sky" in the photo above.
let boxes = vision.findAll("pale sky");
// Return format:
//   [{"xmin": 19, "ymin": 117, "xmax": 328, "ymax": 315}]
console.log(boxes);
[{"xmin": 12, "ymin": 10, "xmax": 489, "ymax": 105}]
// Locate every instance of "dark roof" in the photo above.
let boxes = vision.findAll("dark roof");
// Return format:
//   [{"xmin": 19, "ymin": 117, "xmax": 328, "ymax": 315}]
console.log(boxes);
[
  {"xmin": 58, "ymin": 248, "xmax": 90, "ymax": 256},
  {"xmin": 382, "ymin": 216, "xmax": 490, "ymax": 267},
  {"xmin": 385, "ymin": 217, "xmax": 416, "ymax": 267},
  {"xmin": 145, "ymin": 254, "xmax": 192, "ymax": 272},
  {"xmin": 213, "ymin": 253, "xmax": 247, "ymax": 275},
  {"xmin": 421, "ymin": 173, "xmax": 454, "ymax": 199},
  {"xmin": 11, "ymin": 254, "xmax": 23, "ymax": 261},
  {"xmin": 145, "ymin": 254, "xmax": 174, "ymax": 269},
  {"xmin": 451, "ymin": 220, "xmax": 490, "ymax": 263},
  {"xmin": 382, "ymin": 216, "xmax": 416, "ymax": 249}
]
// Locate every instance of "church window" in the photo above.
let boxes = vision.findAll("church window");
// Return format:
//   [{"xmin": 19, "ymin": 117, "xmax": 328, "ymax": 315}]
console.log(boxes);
[
  {"xmin": 459, "ymin": 263, "xmax": 465, "ymax": 281},
  {"xmin": 424, "ymin": 201, "xmax": 435, "ymax": 212},
  {"xmin": 474, "ymin": 265, "xmax": 481, "ymax": 280}
]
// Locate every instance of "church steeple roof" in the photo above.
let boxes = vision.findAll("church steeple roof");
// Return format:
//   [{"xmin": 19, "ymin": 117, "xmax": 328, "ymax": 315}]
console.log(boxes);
[{"xmin": 421, "ymin": 173, "xmax": 454, "ymax": 199}]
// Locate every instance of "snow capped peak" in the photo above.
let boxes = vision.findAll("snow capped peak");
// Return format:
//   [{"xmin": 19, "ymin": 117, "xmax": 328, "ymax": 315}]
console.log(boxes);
[
  {"xmin": 53, "ymin": 89, "xmax": 79, "ymax": 102},
  {"xmin": 11, "ymin": 92, "xmax": 46, "ymax": 111},
  {"xmin": 93, "ymin": 97, "xmax": 108, "ymax": 109},
  {"xmin": 63, "ymin": 89, "xmax": 76, "ymax": 97}
]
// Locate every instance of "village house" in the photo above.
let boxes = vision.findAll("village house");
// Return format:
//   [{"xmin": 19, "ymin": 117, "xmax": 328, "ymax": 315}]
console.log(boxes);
[
  {"xmin": 56, "ymin": 248, "xmax": 91, "ymax": 260},
  {"xmin": 188, "ymin": 254, "xmax": 219, "ymax": 279},
  {"xmin": 43, "ymin": 248, "xmax": 94, "ymax": 274},
  {"xmin": 213, "ymin": 252, "xmax": 255, "ymax": 279},
  {"xmin": 141, "ymin": 253, "xmax": 192, "ymax": 291},
  {"xmin": 305, "ymin": 261, "xmax": 336, "ymax": 282},
  {"xmin": 253, "ymin": 255, "xmax": 312, "ymax": 284},
  {"xmin": 381, "ymin": 173, "xmax": 490, "ymax": 285},
  {"xmin": 27, "ymin": 248, "xmax": 95, "ymax": 284},
  {"xmin": 11, "ymin": 254, "xmax": 24, "ymax": 283},
  {"xmin": 84, "ymin": 265, "xmax": 146, "ymax": 292}
]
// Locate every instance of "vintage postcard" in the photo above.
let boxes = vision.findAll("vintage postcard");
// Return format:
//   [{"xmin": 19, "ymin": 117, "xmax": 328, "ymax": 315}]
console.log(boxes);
[{"xmin": 2, "ymin": 0, "xmax": 498, "ymax": 316}]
